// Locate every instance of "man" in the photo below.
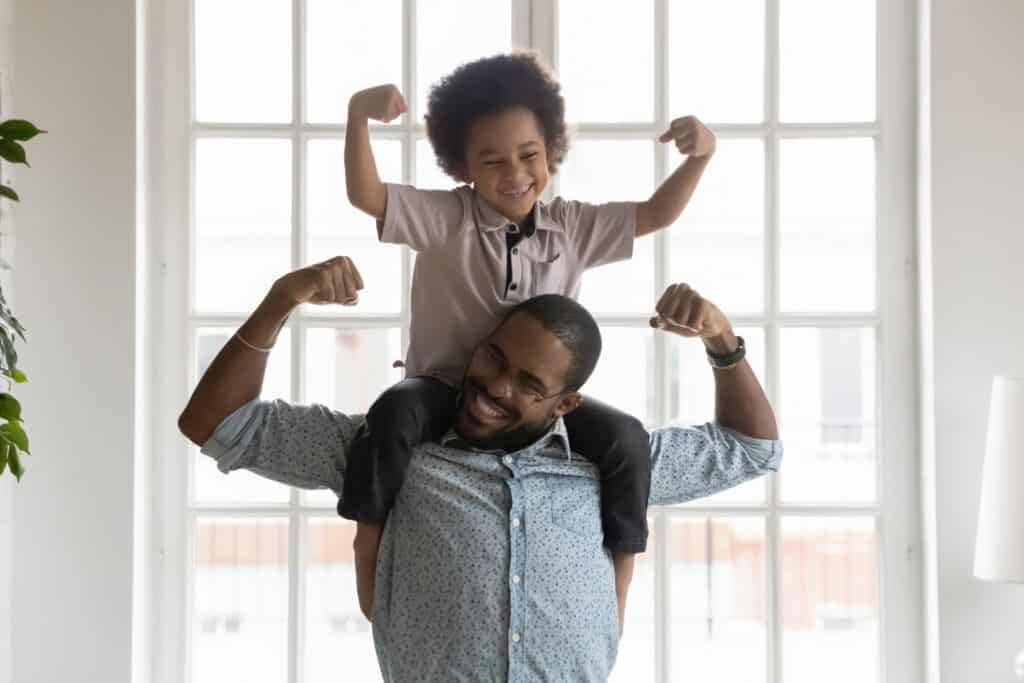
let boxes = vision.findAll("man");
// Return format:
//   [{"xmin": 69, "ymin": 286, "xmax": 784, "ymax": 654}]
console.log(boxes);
[{"xmin": 179, "ymin": 256, "xmax": 782, "ymax": 682}]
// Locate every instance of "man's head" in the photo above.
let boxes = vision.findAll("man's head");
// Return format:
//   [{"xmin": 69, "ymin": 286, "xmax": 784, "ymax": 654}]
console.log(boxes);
[
  {"xmin": 424, "ymin": 53, "xmax": 569, "ymax": 224},
  {"xmin": 454, "ymin": 295, "xmax": 602, "ymax": 451}
]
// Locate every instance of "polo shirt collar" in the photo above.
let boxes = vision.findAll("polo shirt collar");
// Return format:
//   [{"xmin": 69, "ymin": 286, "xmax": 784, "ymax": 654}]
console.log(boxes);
[
  {"xmin": 471, "ymin": 188, "xmax": 565, "ymax": 235},
  {"xmin": 440, "ymin": 417, "xmax": 573, "ymax": 461}
]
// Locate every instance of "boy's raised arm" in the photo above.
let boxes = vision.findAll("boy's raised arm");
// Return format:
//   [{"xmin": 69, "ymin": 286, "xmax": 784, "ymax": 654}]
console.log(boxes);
[
  {"xmin": 345, "ymin": 84, "xmax": 407, "ymax": 223},
  {"xmin": 635, "ymin": 116, "xmax": 716, "ymax": 237}
]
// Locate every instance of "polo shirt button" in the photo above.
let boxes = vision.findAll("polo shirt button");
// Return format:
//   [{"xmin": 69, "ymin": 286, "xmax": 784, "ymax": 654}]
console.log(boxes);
[
  {"xmin": 512, "ymin": 247, "xmax": 518, "ymax": 255},
  {"xmin": 512, "ymin": 632, "xmax": 521, "ymax": 643},
  {"xmin": 510, "ymin": 283, "xmax": 518, "ymax": 291}
]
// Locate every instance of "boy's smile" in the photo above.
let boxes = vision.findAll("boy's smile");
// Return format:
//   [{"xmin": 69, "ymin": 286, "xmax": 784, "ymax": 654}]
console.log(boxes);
[{"xmin": 459, "ymin": 107, "xmax": 551, "ymax": 226}]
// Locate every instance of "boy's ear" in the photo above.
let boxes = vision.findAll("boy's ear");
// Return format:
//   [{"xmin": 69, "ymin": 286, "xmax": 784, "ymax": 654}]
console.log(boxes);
[
  {"xmin": 452, "ymin": 162, "xmax": 471, "ymax": 184},
  {"xmin": 552, "ymin": 391, "xmax": 583, "ymax": 419}
]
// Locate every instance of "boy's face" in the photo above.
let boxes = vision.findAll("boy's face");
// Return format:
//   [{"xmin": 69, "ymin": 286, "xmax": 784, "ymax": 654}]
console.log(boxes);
[{"xmin": 460, "ymin": 107, "xmax": 550, "ymax": 225}]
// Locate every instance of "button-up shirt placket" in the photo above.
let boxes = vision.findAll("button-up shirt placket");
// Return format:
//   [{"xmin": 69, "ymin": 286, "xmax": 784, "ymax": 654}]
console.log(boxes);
[{"xmin": 502, "ymin": 452, "xmax": 529, "ymax": 681}]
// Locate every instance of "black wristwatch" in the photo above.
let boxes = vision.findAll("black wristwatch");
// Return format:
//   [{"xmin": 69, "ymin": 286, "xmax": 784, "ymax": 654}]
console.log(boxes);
[{"xmin": 705, "ymin": 335, "xmax": 746, "ymax": 370}]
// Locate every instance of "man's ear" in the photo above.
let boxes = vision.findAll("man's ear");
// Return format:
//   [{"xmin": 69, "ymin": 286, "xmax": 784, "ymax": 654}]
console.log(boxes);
[{"xmin": 552, "ymin": 391, "xmax": 583, "ymax": 419}]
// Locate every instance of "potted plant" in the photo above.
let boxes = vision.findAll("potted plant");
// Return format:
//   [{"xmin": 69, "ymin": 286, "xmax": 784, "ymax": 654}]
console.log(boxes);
[{"xmin": 0, "ymin": 118, "xmax": 45, "ymax": 480}]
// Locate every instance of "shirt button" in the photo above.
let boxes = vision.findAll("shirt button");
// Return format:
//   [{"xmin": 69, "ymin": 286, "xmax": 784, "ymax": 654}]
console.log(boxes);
[
  {"xmin": 512, "ymin": 517, "xmax": 521, "ymax": 528},
  {"xmin": 512, "ymin": 632, "xmax": 521, "ymax": 643},
  {"xmin": 508, "ymin": 225, "xmax": 518, "ymax": 233},
  {"xmin": 512, "ymin": 575, "xmax": 521, "ymax": 584},
  {"xmin": 512, "ymin": 247, "xmax": 518, "ymax": 255},
  {"xmin": 503, "ymin": 455, "xmax": 513, "ymax": 467},
  {"xmin": 510, "ymin": 283, "xmax": 518, "ymax": 291}
]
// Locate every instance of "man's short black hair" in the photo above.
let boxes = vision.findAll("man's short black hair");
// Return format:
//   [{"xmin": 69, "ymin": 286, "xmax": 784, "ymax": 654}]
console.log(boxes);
[
  {"xmin": 424, "ymin": 52, "xmax": 569, "ymax": 181},
  {"xmin": 504, "ymin": 294, "xmax": 602, "ymax": 392}
]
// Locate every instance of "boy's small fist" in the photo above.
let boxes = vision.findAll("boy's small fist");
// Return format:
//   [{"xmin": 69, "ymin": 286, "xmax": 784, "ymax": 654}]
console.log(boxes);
[
  {"xmin": 658, "ymin": 116, "xmax": 716, "ymax": 158},
  {"xmin": 350, "ymin": 84, "xmax": 407, "ymax": 123}
]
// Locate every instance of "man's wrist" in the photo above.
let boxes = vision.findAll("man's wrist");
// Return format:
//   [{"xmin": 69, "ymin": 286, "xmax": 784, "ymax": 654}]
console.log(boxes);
[{"xmin": 703, "ymin": 327, "xmax": 738, "ymax": 356}]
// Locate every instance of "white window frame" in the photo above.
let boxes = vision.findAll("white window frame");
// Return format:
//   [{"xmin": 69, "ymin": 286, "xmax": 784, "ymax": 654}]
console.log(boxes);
[{"xmin": 140, "ymin": 1, "xmax": 924, "ymax": 682}]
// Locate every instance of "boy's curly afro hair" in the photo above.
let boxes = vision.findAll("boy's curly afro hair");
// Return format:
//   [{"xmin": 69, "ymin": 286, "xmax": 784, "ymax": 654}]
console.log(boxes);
[{"xmin": 424, "ymin": 52, "xmax": 569, "ymax": 181}]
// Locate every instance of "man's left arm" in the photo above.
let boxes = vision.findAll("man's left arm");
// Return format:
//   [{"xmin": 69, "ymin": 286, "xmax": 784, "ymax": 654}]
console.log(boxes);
[
  {"xmin": 647, "ymin": 282, "xmax": 783, "ymax": 505},
  {"xmin": 635, "ymin": 116, "xmax": 716, "ymax": 237}
]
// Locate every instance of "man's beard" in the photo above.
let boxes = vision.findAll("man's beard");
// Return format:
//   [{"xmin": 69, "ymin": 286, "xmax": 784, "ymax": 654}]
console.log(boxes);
[{"xmin": 455, "ymin": 378, "xmax": 557, "ymax": 452}]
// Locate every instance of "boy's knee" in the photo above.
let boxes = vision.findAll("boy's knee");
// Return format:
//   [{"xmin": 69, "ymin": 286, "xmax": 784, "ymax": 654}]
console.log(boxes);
[{"xmin": 606, "ymin": 413, "xmax": 649, "ymax": 459}]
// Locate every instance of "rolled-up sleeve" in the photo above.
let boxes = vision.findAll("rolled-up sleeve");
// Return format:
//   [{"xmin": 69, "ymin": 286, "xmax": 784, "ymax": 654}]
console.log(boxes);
[
  {"xmin": 648, "ymin": 423, "xmax": 783, "ymax": 506},
  {"xmin": 378, "ymin": 183, "xmax": 465, "ymax": 253},
  {"xmin": 200, "ymin": 398, "xmax": 363, "ymax": 496}
]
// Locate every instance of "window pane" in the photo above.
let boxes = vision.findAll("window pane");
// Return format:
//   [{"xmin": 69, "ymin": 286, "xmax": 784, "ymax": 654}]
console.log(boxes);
[
  {"xmin": 779, "ymin": 138, "xmax": 875, "ymax": 313},
  {"xmin": 191, "ymin": 519, "xmax": 289, "ymax": 683},
  {"xmin": 415, "ymin": 138, "xmax": 458, "ymax": 191},
  {"xmin": 306, "ymin": 138, "xmax": 403, "ymax": 314},
  {"xmin": 195, "ymin": 0, "xmax": 291, "ymax": 123},
  {"xmin": 782, "ymin": 517, "xmax": 879, "ymax": 683},
  {"xmin": 585, "ymin": 327, "xmax": 655, "ymax": 427},
  {"xmin": 670, "ymin": 517, "xmax": 767, "ymax": 682},
  {"xmin": 780, "ymin": 0, "xmax": 876, "ymax": 122},
  {"xmin": 559, "ymin": 0, "xmax": 655, "ymax": 122},
  {"xmin": 668, "ymin": 139, "xmax": 764, "ymax": 314},
  {"xmin": 669, "ymin": 0, "xmax": 765, "ymax": 123},
  {"xmin": 306, "ymin": 0, "xmax": 403, "ymax": 124},
  {"xmin": 193, "ymin": 329, "xmax": 292, "ymax": 505},
  {"xmin": 610, "ymin": 518, "xmax": 655, "ymax": 682},
  {"xmin": 415, "ymin": 0, "xmax": 511, "ymax": 117},
  {"xmin": 304, "ymin": 520, "xmax": 381, "ymax": 683},
  {"xmin": 558, "ymin": 139, "xmax": 656, "ymax": 314},
  {"xmin": 195, "ymin": 138, "xmax": 292, "ymax": 313},
  {"xmin": 779, "ymin": 328, "xmax": 876, "ymax": 503},
  {"xmin": 673, "ymin": 328, "xmax": 766, "ymax": 505}
]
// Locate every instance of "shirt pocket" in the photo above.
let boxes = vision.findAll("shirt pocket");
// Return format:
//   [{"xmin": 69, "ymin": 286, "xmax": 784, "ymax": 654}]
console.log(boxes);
[
  {"xmin": 524, "ymin": 251, "xmax": 569, "ymax": 297},
  {"xmin": 546, "ymin": 476, "xmax": 603, "ymax": 538}
]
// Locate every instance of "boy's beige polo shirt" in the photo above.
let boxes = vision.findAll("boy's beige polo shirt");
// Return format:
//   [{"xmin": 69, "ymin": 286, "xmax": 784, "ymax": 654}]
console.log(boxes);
[{"xmin": 379, "ymin": 183, "xmax": 637, "ymax": 386}]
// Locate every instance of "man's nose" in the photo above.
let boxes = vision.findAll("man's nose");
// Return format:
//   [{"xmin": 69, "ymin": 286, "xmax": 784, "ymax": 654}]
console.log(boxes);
[{"xmin": 484, "ymin": 374, "xmax": 513, "ymax": 400}]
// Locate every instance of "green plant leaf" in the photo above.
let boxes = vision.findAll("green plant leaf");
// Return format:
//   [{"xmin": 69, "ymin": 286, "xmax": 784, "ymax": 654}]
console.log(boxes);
[
  {"xmin": 0, "ymin": 184, "xmax": 18, "ymax": 202},
  {"xmin": 0, "ymin": 442, "xmax": 8, "ymax": 476},
  {"xmin": 0, "ymin": 285, "xmax": 27, "ymax": 342},
  {"xmin": 0, "ymin": 139, "xmax": 28, "ymax": 166},
  {"xmin": 0, "ymin": 329, "xmax": 17, "ymax": 371},
  {"xmin": 0, "ymin": 393, "xmax": 20, "ymax": 421},
  {"xmin": 1, "ymin": 368, "xmax": 26, "ymax": 383},
  {"xmin": 0, "ymin": 421, "xmax": 29, "ymax": 453},
  {"xmin": 8, "ymin": 446, "xmax": 23, "ymax": 480},
  {"xmin": 0, "ymin": 119, "xmax": 47, "ymax": 141}
]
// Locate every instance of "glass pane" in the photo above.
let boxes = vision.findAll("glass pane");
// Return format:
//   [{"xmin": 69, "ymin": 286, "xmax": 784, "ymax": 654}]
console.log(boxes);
[
  {"xmin": 610, "ymin": 517, "xmax": 655, "ymax": 683},
  {"xmin": 306, "ymin": 0, "xmax": 403, "ymax": 124},
  {"xmin": 780, "ymin": 328, "xmax": 876, "ymax": 503},
  {"xmin": 415, "ymin": 138, "xmax": 459, "ymax": 191},
  {"xmin": 780, "ymin": 0, "xmax": 876, "ymax": 122},
  {"xmin": 670, "ymin": 517, "xmax": 767, "ymax": 681},
  {"xmin": 672, "ymin": 328, "xmax": 766, "ymax": 505},
  {"xmin": 304, "ymin": 519, "xmax": 381, "ymax": 683},
  {"xmin": 196, "ymin": 138, "xmax": 292, "ymax": 313},
  {"xmin": 558, "ymin": 139, "xmax": 656, "ymax": 314},
  {"xmin": 779, "ymin": 139, "xmax": 875, "ymax": 313},
  {"xmin": 782, "ymin": 517, "xmax": 879, "ymax": 683},
  {"xmin": 191, "ymin": 519, "xmax": 289, "ymax": 683},
  {"xmin": 668, "ymin": 139, "xmax": 765, "ymax": 314},
  {"xmin": 559, "ymin": 0, "xmax": 655, "ymax": 122},
  {"xmin": 193, "ymin": 329, "xmax": 292, "ymax": 505},
  {"xmin": 584, "ymin": 327, "xmax": 655, "ymax": 428},
  {"xmin": 415, "ymin": 0, "xmax": 511, "ymax": 117},
  {"xmin": 306, "ymin": 138, "xmax": 403, "ymax": 314},
  {"xmin": 195, "ymin": 0, "xmax": 291, "ymax": 123},
  {"xmin": 669, "ymin": 0, "xmax": 765, "ymax": 123}
]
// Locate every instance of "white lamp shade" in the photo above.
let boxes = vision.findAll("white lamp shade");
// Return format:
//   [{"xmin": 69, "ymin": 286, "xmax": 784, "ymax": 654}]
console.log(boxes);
[{"xmin": 974, "ymin": 376, "xmax": 1024, "ymax": 582}]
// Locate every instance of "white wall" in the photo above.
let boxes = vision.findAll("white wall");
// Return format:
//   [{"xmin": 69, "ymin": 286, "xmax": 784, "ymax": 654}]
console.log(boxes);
[
  {"xmin": 0, "ymin": 0, "xmax": 16, "ymax": 679},
  {"xmin": 9, "ymin": 0, "xmax": 137, "ymax": 682},
  {"xmin": 928, "ymin": 1, "xmax": 1024, "ymax": 681}
]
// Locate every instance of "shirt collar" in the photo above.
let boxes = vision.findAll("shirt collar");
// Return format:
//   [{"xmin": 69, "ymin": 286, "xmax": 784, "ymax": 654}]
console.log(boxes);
[
  {"xmin": 440, "ymin": 417, "xmax": 573, "ymax": 461},
  {"xmin": 471, "ymin": 188, "xmax": 565, "ymax": 235}
]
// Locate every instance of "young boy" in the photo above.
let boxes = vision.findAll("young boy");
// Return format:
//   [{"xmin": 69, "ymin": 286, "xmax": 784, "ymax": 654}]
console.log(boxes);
[{"xmin": 343, "ymin": 53, "xmax": 715, "ymax": 622}]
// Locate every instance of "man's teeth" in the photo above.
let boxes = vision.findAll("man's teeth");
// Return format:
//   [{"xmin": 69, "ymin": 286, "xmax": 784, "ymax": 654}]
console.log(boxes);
[{"xmin": 476, "ymin": 393, "xmax": 506, "ymax": 418}]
